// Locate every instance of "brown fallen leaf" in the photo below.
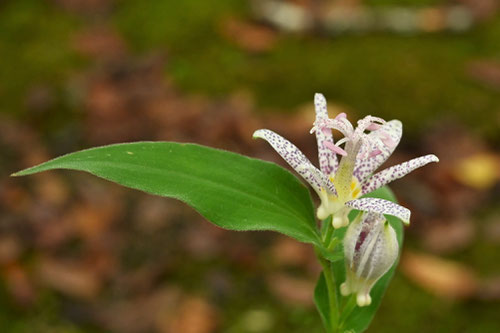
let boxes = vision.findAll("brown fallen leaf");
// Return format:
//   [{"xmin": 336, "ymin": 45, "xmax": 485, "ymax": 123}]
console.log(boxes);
[
  {"xmin": 220, "ymin": 17, "xmax": 278, "ymax": 53},
  {"xmin": 34, "ymin": 215, "xmax": 75, "ymax": 250},
  {"xmin": 458, "ymin": 0, "xmax": 499, "ymax": 20},
  {"xmin": 417, "ymin": 7, "xmax": 446, "ymax": 32},
  {"xmin": 270, "ymin": 236, "xmax": 313, "ymax": 267},
  {"xmin": 95, "ymin": 288, "xmax": 183, "ymax": 333},
  {"xmin": 33, "ymin": 173, "xmax": 70, "ymax": 207},
  {"xmin": 73, "ymin": 25, "xmax": 127, "ymax": 60},
  {"xmin": 0, "ymin": 235, "xmax": 23, "ymax": 265},
  {"xmin": 400, "ymin": 251, "xmax": 479, "ymax": 300},
  {"xmin": 478, "ymin": 276, "xmax": 500, "ymax": 301},
  {"xmin": 37, "ymin": 257, "xmax": 102, "ymax": 299},
  {"xmin": 2, "ymin": 263, "xmax": 36, "ymax": 306},
  {"xmin": 71, "ymin": 201, "xmax": 121, "ymax": 240},
  {"xmin": 467, "ymin": 60, "xmax": 500, "ymax": 91},
  {"xmin": 267, "ymin": 273, "xmax": 315, "ymax": 306},
  {"xmin": 133, "ymin": 195, "xmax": 176, "ymax": 232},
  {"xmin": 421, "ymin": 219, "xmax": 475, "ymax": 254},
  {"xmin": 159, "ymin": 296, "xmax": 219, "ymax": 333},
  {"xmin": 25, "ymin": 84, "xmax": 56, "ymax": 114},
  {"xmin": 0, "ymin": 181, "xmax": 31, "ymax": 214},
  {"xmin": 182, "ymin": 222, "xmax": 224, "ymax": 260}
]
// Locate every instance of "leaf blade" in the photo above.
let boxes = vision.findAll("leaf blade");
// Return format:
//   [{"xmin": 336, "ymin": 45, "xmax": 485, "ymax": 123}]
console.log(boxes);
[{"xmin": 14, "ymin": 142, "xmax": 321, "ymax": 245}]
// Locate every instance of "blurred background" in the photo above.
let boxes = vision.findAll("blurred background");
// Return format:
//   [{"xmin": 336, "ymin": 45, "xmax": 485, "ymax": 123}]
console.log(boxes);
[{"xmin": 1, "ymin": 0, "xmax": 500, "ymax": 332}]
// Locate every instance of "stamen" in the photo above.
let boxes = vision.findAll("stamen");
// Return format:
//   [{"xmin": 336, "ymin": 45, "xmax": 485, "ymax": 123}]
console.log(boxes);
[
  {"xmin": 357, "ymin": 137, "xmax": 371, "ymax": 159},
  {"xmin": 310, "ymin": 118, "xmax": 330, "ymax": 134},
  {"xmin": 378, "ymin": 130, "xmax": 389, "ymax": 139},
  {"xmin": 354, "ymin": 119, "xmax": 372, "ymax": 139},
  {"xmin": 356, "ymin": 116, "xmax": 386, "ymax": 136},
  {"xmin": 335, "ymin": 112, "xmax": 347, "ymax": 120},
  {"xmin": 369, "ymin": 149, "xmax": 382, "ymax": 158},
  {"xmin": 324, "ymin": 119, "xmax": 352, "ymax": 138},
  {"xmin": 358, "ymin": 146, "xmax": 368, "ymax": 160},
  {"xmin": 335, "ymin": 137, "xmax": 349, "ymax": 147},
  {"xmin": 366, "ymin": 123, "xmax": 382, "ymax": 131},
  {"xmin": 381, "ymin": 135, "xmax": 396, "ymax": 149},
  {"xmin": 339, "ymin": 117, "xmax": 354, "ymax": 133},
  {"xmin": 324, "ymin": 140, "xmax": 347, "ymax": 156}
]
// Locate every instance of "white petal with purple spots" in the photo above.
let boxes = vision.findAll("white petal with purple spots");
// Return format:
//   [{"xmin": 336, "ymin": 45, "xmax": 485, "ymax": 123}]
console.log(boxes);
[
  {"xmin": 361, "ymin": 154, "xmax": 439, "ymax": 195},
  {"xmin": 314, "ymin": 93, "xmax": 338, "ymax": 176},
  {"xmin": 345, "ymin": 197, "xmax": 410, "ymax": 224},
  {"xmin": 253, "ymin": 129, "xmax": 334, "ymax": 195},
  {"xmin": 353, "ymin": 120, "xmax": 402, "ymax": 182},
  {"xmin": 307, "ymin": 164, "xmax": 337, "ymax": 195}
]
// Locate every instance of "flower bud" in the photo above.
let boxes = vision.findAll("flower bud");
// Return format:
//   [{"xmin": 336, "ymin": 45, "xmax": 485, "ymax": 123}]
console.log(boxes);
[{"xmin": 340, "ymin": 212, "xmax": 399, "ymax": 307}]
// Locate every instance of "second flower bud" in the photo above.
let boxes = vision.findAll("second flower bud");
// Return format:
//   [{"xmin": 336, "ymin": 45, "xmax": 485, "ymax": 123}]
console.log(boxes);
[{"xmin": 341, "ymin": 211, "xmax": 399, "ymax": 307}]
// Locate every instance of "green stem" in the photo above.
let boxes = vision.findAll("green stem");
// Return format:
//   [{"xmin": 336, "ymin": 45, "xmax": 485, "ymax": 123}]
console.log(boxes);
[
  {"xmin": 339, "ymin": 294, "xmax": 357, "ymax": 329},
  {"xmin": 327, "ymin": 236, "xmax": 339, "ymax": 251},
  {"xmin": 322, "ymin": 219, "xmax": 334, "ymax": 244},
  {"xmin": 318, "ymin": 254, "xmax": 340, "ymax": 332}
]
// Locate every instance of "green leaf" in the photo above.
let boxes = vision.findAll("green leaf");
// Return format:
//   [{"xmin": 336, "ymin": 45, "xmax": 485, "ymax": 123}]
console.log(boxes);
[
  {"xmin": 317, "ymin": 246, "xmax": 343, "ymax": 263},
  {"xmin": 13, "ymin": 142, "xmax": 321, "ymax": 245},
  {"xmin": 314, "ymin": 272, "xmax": 331, "ymax": 332},
  {"xmin": 315, "ymin": 186, "xmax": 404, "ymax": 333}
]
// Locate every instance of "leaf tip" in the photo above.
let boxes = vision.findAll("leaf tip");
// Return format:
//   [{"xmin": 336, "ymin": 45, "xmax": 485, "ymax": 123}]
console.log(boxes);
[
  {"xmin": 10, "ymin": 169, "xmax": 28, "ymax": 177},
  {"xmin": 11, "ymin": 166, "xmax": 38, "ymax": 177}
]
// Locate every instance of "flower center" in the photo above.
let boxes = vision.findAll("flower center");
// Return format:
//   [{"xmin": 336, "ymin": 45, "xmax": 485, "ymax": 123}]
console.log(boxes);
[
  {"xmin": 329, "ymin": 174, "xmax": 361, "ymax": 203},
  {"xmin": 331, "ymin": 138, "xmax": 362, "ymax": 202}
]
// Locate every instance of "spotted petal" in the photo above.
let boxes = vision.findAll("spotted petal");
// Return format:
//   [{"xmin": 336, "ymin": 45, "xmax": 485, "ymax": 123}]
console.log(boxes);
[
  {"xmin": 307, "ymin": 165, "xmax": 337, "ymax": 195},
  {"xmin": 361, "ymin": 154, "xmax": 439, "ymax": 195},
  {"xmin": 345, "ymin": 197, "xmax": 410, "ymax": 224},
  {"xmin": 354, "ymin": 120, "xmax": 402, "ymax": 183},
  {"xmin": 253, "ymin": 129, "xmax": 336, "ymax": 196},
  {"xmin": 314, "ymin": 93, "xmax": 338, "ymax": 175}
]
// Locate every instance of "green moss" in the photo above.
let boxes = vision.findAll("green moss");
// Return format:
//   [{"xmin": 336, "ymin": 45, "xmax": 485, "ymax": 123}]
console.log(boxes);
[
  {"xmin": 113, "ymin": 0, "xmax": 247, "ymax": 51},
  {"xmin": 370, "ymin": 274, "xmax": 500, "ymax": 333},
  {"xmin": 0, "ymin": 285, "xmax": 104, "ymax": 333},
  {"xmin": 0, "ymin": 0, "xmax": 82, "ymax": 118}
]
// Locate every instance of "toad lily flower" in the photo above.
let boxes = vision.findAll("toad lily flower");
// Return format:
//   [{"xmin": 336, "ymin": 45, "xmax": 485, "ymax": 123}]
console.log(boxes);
[
  {"xmin": 341, "ymin": 211, "xmax": 398, "ymax": 307},
  {"xmin": 253, "ymin": 93, "xmax": 438, "ymax": 228}
]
